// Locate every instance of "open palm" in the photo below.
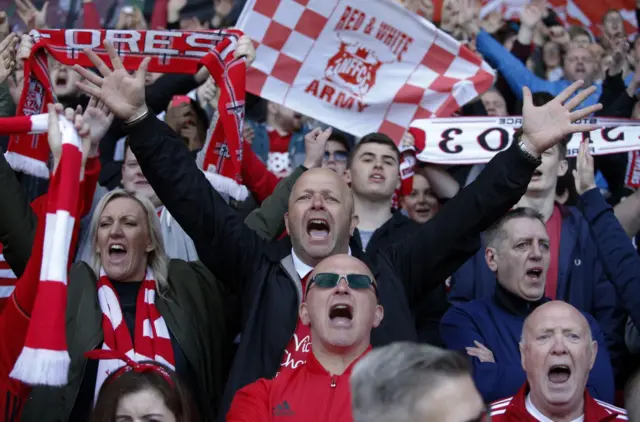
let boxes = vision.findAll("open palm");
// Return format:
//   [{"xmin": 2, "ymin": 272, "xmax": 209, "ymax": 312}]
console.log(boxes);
[
  {"xmin": 73, "ymin": 42, "xmax": 150, "ymax": 122},
  {"xmin": 521, "ymin": 81, "xmax": 602, "ymax": 155}
]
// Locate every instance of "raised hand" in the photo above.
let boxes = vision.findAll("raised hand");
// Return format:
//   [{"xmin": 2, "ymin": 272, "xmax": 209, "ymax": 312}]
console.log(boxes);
[
  {"xmin": 234, "ymin": 35, "xmax": 256, "ymax": 67},
  {"xmin": 82, "ymin": 96, "xmax": 114, "ymax": 156},
  {"xmin": 572, "ymin": 140, "xmax": 596, "ymax": 196},
  {"xmin": 73, "ymin": 41, "xmax": 150, "ymax": 122},
  {"xmin": 521, "ymin": 81, "xmax": 601, "ymax": 156},
  {"xmin": 16, "ymin": 0, "xmax": 48, "ymax": 30},
  {"xmin": 520, "ymin": 3, "xmax": 542, "ymax": 29},
  {"xmin": 303, "ymin": 127, "xmax": 332, "ymax": 169},
  {"xmin": 0, "ymin": 12, "xmax": 10, "ymax": 39},
  {"xmin": 167, "ymin": 0, "xmax": 188, "ymax": 23},
  {"xmin": 0, "ymin": 33, "xmax": 18, "ymax": 84}
]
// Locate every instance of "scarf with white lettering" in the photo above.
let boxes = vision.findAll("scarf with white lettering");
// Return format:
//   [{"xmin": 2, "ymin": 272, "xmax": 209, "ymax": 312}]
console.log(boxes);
[
  {"xmin": 7, "ymin": 29, "xmax": 246, "ymax": 183},
  {"xmin": 9, "ymin": 117, "xmax": 83, "ymax": 386},
  {"xmin": 90, "ymin": 267, "xmax": 174, "ymax": 402}
]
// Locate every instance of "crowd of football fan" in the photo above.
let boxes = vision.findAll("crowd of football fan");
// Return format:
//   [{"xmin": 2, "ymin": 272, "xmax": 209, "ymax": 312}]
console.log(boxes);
[{"xmin": 0, "ymin": 0, "xmax": 639, "ymax": 420}]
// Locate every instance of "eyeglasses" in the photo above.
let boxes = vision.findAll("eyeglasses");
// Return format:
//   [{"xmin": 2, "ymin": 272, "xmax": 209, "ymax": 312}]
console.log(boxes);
[
  {"xmin": 323, "ymin": 150, "xmax": 348, "ymax": 162},
  {"xmin": 307, "ymin": 273, "xmax": 378, "ymax": 297}
]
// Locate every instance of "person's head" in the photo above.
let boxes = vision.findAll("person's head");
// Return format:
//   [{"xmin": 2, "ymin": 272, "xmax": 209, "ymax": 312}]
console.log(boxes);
[
  {"xmin": 91, "ymin": 361, "xmax": 198, "ymax": 422},
  {"xmin": 567, "ymin": 26, "xmax": 593, "ymax": 49},
  {"xmin": 400, "ymin": 170, "xmax": 439, "ymax": 224},
  {"xmin": 484, "ymin": 208, "xmax": 550, "ymax": 301},
  {"xmin": 177, "ymin": 7, "xmax": 212, "ymax": 31},
  {"xmin": 481, "ymin": 88, "xmax": 507, "ymax": 116},
  {"xmin": 121, "ymin": 140, "xmax": 162, "ymax": 208},
  {"xmin": 543, "ymin": 41, "xmax": 563, "ymax": 70},
  {"xmin": 522, "ymin": 92, "xmax": 569, "ymax": 196},
  {"xmin": 347, "ymin": 133, "xmax": 401, "ymax": 202},
  {"xmin": 563, "ymin": 46, "xmax": 597, "ymax": 86},
  {"xmin": 602, "ymin": 10, "xmax": 624, "ymax": 38},
  {"xmin": 89, "ymin": 189, "xmax": 168, "ymax": 287},
  {"xmin": 166, "ymin": 100, "xmax": 208, "ymax": 151},
  {"xmin": 49, "ymin": 62, "xmax": 82, "ymax": 99},
  {"xmin": 266, "ymin": 102, "xmax": 303, "ymax": 134},
  {"xmin": 285, "ymin": 168, "xmax": 358, "ymax": 266},
  {"xmin": 351, "ymin": 342, "xmax": 486, "ymax": 422},
  {"xmin": 520, "ymin": 301, "xmax": 597, "ymax": 418},
  {"xmin": 322, "ymin": 132, "xmax": 351, "ymax": 177},
  {"xmin": 301, "ymin": 255, "xmax": 383, "ymax": 352}
]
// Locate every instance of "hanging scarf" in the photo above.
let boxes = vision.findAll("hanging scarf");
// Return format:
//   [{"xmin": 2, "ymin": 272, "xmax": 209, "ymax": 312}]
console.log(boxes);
[
  {"xmin": 9, "ymin": 116, "xmax": 83, "ymax": 386},
  {"xmin": 93, "ymin": 267, "xmax": 175, "ymax": 401},
  {"xmin": 7, "ymin": 29, "xmax": 246, "ymax": 183}
]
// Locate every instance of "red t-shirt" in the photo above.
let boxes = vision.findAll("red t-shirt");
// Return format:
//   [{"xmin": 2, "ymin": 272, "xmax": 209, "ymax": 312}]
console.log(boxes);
[
  {"xmin": 544, "ymin": 205, "xmax": 563, "ymax": 300},
  {"xmin": 267, "ymin": 128, "xmax": 293, "ymax": 177},
  {"xmin": 279, "ymin": 276, "xmax": 311, "ymax": 373}
]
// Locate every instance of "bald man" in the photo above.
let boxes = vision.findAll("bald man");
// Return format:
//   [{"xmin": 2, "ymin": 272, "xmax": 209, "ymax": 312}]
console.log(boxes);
[
  {"xmin": 489, "ymin": 301, "xmax": 627, "ymax": 421},
  {"xmin": 227, "ymin": 254, "xmax": 383, "ymax": 422}
]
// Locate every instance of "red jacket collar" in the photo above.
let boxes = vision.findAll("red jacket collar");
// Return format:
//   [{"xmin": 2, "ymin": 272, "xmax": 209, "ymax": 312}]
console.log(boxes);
[
  {"xmin": 305, "ymin": 345, "xmax": 372, "ymax": 377},
  {"xmin": 503, "ymin": 383, "xmax": 621, "ymax": 422}
]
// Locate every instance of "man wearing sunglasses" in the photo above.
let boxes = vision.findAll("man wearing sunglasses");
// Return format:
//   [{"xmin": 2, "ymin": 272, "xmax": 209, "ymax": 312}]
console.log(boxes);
[{"xmin": 226, "ymin": 254, "xmax": 383, "ymax": 422}]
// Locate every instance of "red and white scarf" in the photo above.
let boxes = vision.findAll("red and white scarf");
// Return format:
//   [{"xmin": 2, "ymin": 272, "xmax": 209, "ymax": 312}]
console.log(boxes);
[
  {"xmin": 93, "ymin": 267, "xmax": 174, "ymax": 400},
  {"xmin": 7, "ymin": 29, "xmax": 246, "ymax": 183},
  {"xmin": 10, "ymin": 116, "xmax": 83, "ymax": 386},
  {"xmin": 0, "ymin": 246, "xmax": 17, "ymax": 312}
]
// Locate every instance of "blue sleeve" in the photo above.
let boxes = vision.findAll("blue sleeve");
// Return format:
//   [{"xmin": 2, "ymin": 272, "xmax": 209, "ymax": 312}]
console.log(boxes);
[
  {"xmin": 247, "ymin": 120, "xmax": 269, "ymax": 163},
  {"xmin": 440, "ymin": 306, "xmax": 525, "ymax": 403},
  {"xmin": 579, "ymin": 188, "xmax": 640, "ymax": 331},
  {"xmin": 475, "ymin": 30, "xmax": 563, "ymax": 99},
  {"xmin": 585, "ymin": 314, "xmax": 616, "ymax": 403}
]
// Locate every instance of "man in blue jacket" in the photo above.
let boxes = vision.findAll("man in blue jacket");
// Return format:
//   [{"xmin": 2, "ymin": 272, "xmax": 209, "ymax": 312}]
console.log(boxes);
[
  {"xmin": 448, "ymin": 93, "xmax": 626, "ymax": 379},
  {"xmin": 441, "ymin": 207, "xmax": 615, "ymax": 404}
]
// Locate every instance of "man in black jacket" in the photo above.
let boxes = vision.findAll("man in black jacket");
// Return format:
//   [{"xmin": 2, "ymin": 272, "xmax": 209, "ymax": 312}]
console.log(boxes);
[{"xmin": 73, "ymin": 42, "xmax": 602, "ymax": 418}]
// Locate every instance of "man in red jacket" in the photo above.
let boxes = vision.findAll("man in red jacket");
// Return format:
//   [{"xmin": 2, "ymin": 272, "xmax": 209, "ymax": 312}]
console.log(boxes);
[
  {"xmin": 489, "ymin": 301, "xmax": 627, "ymax": 421},
  {"xmin": 226, "ymin": 254, "xmax": 383, "ymax": 422}
]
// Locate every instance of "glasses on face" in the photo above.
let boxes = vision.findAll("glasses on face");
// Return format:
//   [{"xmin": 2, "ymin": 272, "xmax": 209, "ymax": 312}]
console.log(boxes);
[
  {"xmin": 323, "ymin": 150, "xmax": 348, "ymax": 162},
  {"xmin": 307, "ymin": 273, "xmax": 378, "ymax": 297}
]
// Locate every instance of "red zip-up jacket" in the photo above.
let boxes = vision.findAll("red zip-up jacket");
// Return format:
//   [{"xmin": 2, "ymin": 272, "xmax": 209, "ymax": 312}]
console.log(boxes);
[
  {"xmin": 226, "ymin": 346, "xmax": 371, "ymax": 422},
  {"xmin": 0, "ymin": 158, "xmax": 99, "ymax": 422},
  {"xmin": 490, "ymin": 383, "xmax": 628, "ymax": 421}
]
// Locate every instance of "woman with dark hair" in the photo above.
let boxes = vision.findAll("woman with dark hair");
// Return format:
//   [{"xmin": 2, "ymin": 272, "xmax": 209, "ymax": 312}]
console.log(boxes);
[{"xmin": 91, "ymin": 356, "xmax": 199, "ymax": 422}]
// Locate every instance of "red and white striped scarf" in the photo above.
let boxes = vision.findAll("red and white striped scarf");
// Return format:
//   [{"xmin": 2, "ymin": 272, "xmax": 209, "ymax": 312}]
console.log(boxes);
[
  {"xmin": 0, "ymin": 246, "xmax": 17, "ymax": 312},
  {"xmin": 6, "ymin": 29, "xmax": 246, "ymax": 183},
  {"xmin": 94, "ymin": 267, "xmax": 175, "ymax": 400},
  {"xmin": 9, "ymin": 117, "xmax": 83, "ymax": 386}
]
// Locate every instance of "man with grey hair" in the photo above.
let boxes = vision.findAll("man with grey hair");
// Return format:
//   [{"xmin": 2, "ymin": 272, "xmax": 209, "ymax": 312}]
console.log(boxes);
[
  {"xmin": 441, "ymin": 208, "xmax": 615, "ymax": 404},
  {"xmin": 350, "ymin": 342, "xmax": 487, "ymax": 422}
]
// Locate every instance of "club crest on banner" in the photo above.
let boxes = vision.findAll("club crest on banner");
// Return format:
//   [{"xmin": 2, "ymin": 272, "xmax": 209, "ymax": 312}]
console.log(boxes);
[{"xmin": 324, "ymin": 42, "xmax": 384, "ymax": 99}]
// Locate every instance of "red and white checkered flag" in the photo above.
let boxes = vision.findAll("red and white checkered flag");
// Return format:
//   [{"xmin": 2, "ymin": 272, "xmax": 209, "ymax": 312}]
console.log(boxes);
[{"xmin": 237, "ymin": 0, "xmax": 495, "ymax": 141}]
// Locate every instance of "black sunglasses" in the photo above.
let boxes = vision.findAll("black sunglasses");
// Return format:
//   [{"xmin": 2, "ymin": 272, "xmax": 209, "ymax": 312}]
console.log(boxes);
[
  {"xmin": 323, "ymin": 150, "xmax": 348, "ymax": 162},
  {"xmin": 307, "ymin": 273, "xmax": 378, "ymax": 297}
]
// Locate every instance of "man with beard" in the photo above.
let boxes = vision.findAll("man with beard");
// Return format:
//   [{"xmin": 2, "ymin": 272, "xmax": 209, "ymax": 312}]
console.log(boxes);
[
  {"xmin": 246, "ymin": 102, "xmax": 311, "ymax": 178},
  {"xmin": 74, "ymin": 41, "xmax": 602, "ymax": 417},
  {"xmin": 226, "ymin": 254, "xmax": 382, "ymax": 422},
  {"xmin": 489, "ymin": 301, "xmax": 626, "ymax": 421},
  {"xmin": 442, "ymin": 208, "xmax": 615, "ymax": 404}
]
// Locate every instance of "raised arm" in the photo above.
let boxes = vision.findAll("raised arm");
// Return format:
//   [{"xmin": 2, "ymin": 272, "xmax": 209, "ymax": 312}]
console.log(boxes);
[
  {"xmin": 73, "ymin": 41, "xmax": 265, "ymax": 289},
  {"xmin": 574, "ymin": 141, "xmax": 640, "ymax": 334},
  {"xmin": 475, "ymin": 29, "xmax": 561, "ymax": 99},
  {"xmin": 392, "ymin": 82, "xmax": 602, "ymax": 303}
]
